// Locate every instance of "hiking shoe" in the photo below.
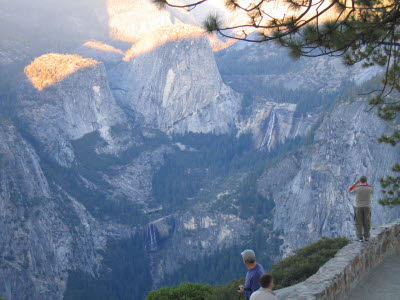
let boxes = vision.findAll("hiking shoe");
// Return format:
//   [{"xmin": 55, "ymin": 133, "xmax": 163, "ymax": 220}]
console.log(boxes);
[
  {"xmin": 357, "ymin": 238, "xmax": 363, "ymax": 242},
  {"xmin": 364, "ymin": 238, "xmax": 369, "ymax": 242}
]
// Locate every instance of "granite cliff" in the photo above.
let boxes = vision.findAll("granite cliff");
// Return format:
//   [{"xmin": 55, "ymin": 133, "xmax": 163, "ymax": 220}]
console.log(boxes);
[
  {"xmin": 0, "ymin": 118, "xmax": 106, "ymax": 299},
  {"xmin": 109, "ymin": 30, "xmax": 241, "ymax": 135},
  {"xmin": 16, "ymin": 54, "xmax": 128, "ymax": 167},
  {"xmin": 258, "ymin": 95, "xmax": 400, "ymax": 254}
]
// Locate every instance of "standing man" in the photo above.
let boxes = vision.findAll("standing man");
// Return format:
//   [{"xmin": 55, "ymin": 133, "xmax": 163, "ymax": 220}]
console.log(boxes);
[
  {"xmin": 349, "ymin": 176, "xmax": 374, "ymax": 242},
  {"xmin": 238, "ymin": 249, "xmax": 265, "ymax": 300},
  {"xmin": 250, "ymin": 274, "xmax": 278, "ymax": 300}
]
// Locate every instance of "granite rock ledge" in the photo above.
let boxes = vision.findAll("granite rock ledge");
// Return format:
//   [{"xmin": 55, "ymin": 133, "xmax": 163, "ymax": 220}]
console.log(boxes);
[{"xmin": 275, "ymin": 219, "xmax": 400, "ymax": 300}]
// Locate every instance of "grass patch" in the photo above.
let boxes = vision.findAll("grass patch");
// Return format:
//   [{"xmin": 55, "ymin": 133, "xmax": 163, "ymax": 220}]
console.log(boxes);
[{"xmin": 271, "ymin": 236, "xmax": 350, "ymax": 289}]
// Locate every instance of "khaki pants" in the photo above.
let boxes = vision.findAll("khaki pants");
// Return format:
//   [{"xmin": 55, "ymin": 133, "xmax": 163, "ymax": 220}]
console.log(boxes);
[{"xmin": 354, "ymin": 207, "xmax": 371, "ymax": 239}]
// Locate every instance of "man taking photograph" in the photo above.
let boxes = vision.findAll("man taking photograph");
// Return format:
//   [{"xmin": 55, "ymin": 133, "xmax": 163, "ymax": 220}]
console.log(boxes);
[{"xmin": 349, "ymin": 176, "xmax": 374, "ymax": 242}]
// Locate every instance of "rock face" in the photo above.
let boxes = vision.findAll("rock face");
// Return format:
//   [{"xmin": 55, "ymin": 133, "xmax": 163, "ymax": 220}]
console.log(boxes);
[
  {"xmin": 107, "ymin": 0, "xmax": 197, "ymax": 42},
  {"xmin": 238, "ymin": 101, "xmax": 318, "ymax": 150},
  {"xmin": 74, "ymin": 41, "xmax": 125, "ymax": 67},
  {"xmin": 0, "ymin": 118, "xmax": 105, "ymax": 300},
  {"xmin": 110, "ymin": 33, "xmax": 241, "ymax": 135},
  {"xmin": 103, "ymin": 146, "xmax": 173, "ymax": 206},
  {"xmin": 16, "ymin": 54, "xmax": 128, "ymax": 166},
  {"xmin": 107, "ymin": 0, "xmax": 243, "ymax": 135},
  {"xmin": 148, "ymin": 204, "xmax": 252, "ymax": 286},
  {"xmin": 258, "ymin": 97, "xmax": 400, "ymax": 253}
]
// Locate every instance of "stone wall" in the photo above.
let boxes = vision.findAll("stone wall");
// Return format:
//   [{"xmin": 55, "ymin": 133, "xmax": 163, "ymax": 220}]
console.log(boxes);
[{"xmin": 275, "ymin": 219, "xmax": 400, "ymax": 300}]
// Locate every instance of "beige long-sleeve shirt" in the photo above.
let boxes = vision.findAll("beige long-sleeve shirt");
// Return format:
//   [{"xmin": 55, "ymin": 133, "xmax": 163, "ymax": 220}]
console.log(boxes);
[
  {"xmin": 349, "ymin": 184, "xmax": 374, "ymax": 207},
  {"xmin": 250, "ymin": 288, "xmax": 278, "ymax": 300}
]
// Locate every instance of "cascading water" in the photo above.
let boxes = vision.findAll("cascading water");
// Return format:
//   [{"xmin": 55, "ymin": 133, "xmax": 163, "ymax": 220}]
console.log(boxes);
[
  {"xmin": 260, "ymin": 108, "xmax": 276, "ymax": 149},
  {"xmin": 146, "ymin": 223, "xmax": 158, "ymax": 252}
]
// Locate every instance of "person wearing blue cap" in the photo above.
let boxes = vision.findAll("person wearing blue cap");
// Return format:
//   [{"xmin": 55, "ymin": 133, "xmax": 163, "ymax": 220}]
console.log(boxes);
[{"xmin": 238, "ymin": 249, "xmax": 265, "ymax": 300}]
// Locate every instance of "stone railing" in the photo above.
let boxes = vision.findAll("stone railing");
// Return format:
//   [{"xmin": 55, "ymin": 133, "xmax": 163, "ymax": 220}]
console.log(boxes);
[{"xmin": 275, "ymin": 219, "xmax": 400, "ymax": 300}]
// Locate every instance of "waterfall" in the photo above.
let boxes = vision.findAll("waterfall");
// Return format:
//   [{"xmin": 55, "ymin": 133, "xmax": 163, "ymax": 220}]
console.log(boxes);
[
  {"xmin": 261, "ymin": 109, "xmax": 276, "ymax": 149},
  {"xmin": 146, "ymin": 223, "xmax": 158, "ymax": 252}
]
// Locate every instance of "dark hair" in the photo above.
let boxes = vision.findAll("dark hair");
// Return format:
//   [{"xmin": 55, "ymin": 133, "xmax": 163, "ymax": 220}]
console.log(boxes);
[
  {"xmin": 245, "ymin": 257, "xmax": 256, "ymax": 264},
  {"xmin": 360, "ymin": 176, "xmax": 367, "ymax": 183},
  {"xmin": 260, "ymin": 274, "xmax": 273, "ymax": 288}
]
